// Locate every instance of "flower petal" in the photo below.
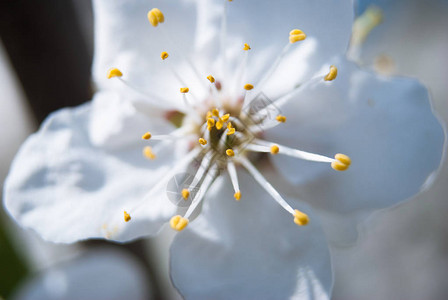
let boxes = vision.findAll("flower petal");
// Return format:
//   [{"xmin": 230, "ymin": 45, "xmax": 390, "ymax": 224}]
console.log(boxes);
[
  {"xmin": 11, "ymin": 249, "xmax": 151, "ymax": 300},
  {"xmin": 170, "ymin": 170, "xmax": 332, "ymax": 299},
  {"xmin": 4, "ymin": 103, "xmax": 180, "ymax": 243},
  {"xmin": 265, "ymin": 57, "xmax": 445, "ymax": 214},
  {"xmin": 194, "ymin": 0, "xmax": 354, "ymax": 98}
]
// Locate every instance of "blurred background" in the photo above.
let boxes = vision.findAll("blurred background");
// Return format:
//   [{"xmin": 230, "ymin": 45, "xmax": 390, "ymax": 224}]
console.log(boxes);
[{"xmin": 0, "ymin": 0, "xmax": 447, "ymax": 299}]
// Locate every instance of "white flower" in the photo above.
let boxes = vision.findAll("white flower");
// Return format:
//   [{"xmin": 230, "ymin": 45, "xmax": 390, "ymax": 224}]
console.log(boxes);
[{"xmin": 3, "ymin": 0, "xmax": 445, "ymax": 299}]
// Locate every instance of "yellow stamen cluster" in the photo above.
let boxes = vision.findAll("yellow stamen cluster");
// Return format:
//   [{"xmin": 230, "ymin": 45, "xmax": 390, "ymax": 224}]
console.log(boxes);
[
  {"xmin": 324, "ymin": 65, "xmax": 338, "ymax": 81},
  {"xmin": 270, "ymin": 145, "xmax": 280, "ymax": 155},
  {"xmin": 181, "ymin": 189, "xmax": 190, "ymax": 200},
  {"xmin": 198, "ymin": 138, "xmax": 207, "ymax": 145},
  {"xmin": 276, "ymin": 115, "xmax": 287, "ymax": 123},
  {"xmin": 244, "ymin": 83, "xmax": 254, "ymax": 91},
  {"xmin": 331, "ymin": 153, "xmax": 351, "ymax": 171},
  {"xmin": 234, "ymin": 191, "xmax": 241, "ymax": 201},
  {"xmin": 207, "ymin": 75, "xmax": 215, "ymax": 83},
  {"xmin": 289, "ymin": 29, "xmax": 307, "ymax": 43},
  {"xmin": 243, "ymin": 43, "xmax": 251, "ymax": 51},
  {"xmin": 226, "ymin": 149, "xmax": 235, "ymax": 157},
  {"xmin": 143, "ymin": 146, "xmax": 156, "ymax": 160},
  {"xmin": 161, "ymin": 51, "xmax": 169, "ymax": 60},
  {"xmin": 107, "ymin": 68, "xmax": 123, "ymax": 79},
  {"xmin": 142, "ymin": 132, "xmax": 152, "ymax": 140},
  {"xmin": 180, "ymin": 87, "xmax": 189, "ymax": 93},
  {"xmin": 147, "ymin": 8, "xmax": 164, "ymax": 27},
  {"xmin": 124, "ymin": 211, "xmax": 131, "ymax": 222},
  {"xmin": 170, "ymin": 215, "xmax": 189, "ymax": 231},
  {"xmin": 293, "ymin": 209, "xmax": 309, "ymax": 226}
]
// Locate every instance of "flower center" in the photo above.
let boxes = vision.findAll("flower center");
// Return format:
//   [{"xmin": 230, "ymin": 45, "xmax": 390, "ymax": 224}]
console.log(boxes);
[{"xmin": 107, "ymin": 5, "xmax": 352, "ymax": 232}]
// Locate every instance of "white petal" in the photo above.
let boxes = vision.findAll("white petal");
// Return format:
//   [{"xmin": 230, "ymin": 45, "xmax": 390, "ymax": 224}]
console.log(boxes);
[
  {"xmin": 92, "ymin": 0, "xmax": 207, "ymax": 102},
  {"xmin": 12, "ymin": 249, "xmax": 151, "ymax": 300},
  {"xmin": 88, "ymin": 90, "xmax": 173, "ymax": 149},
  {"xmin": 265, "ymin": 57, "xmax": 445, "ymax": 214},
  {"xmin": 194, "ymin": 0, "xmax": 354, "ymax": 98},
  {"xmin": 170, "ymin": 170, "xmax": 332, "ymax": 300},
  {"xmin": 4, "ymin": 103, "xmax": 180, "ymax": 243}
]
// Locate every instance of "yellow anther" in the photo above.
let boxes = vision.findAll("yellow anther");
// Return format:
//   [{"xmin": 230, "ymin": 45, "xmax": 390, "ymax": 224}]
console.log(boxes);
[
  {"xmin": 181, "ymin": 189, "xmax": 190, "ymax": 200},
  {"xmin": 147, "ymin": 8, "xmax": 165, "ymax": 27},
  {"xmin": 226, "ymin": 128, "xmax": 236, "ymax": 135},
  {"xmin": 289, "ymin": 29, "xmax": 307, "ymax": 43},
  {"xmin": 180, "ymin": 87, "xmax": 189, "ymax": 93},
  {"xmin": 227, "ymin": 122, "xmax": 233, "ymax": 129},
  {"xmin": 234, "ymin": 191, "xmax": 241, "ymax": 201},
  {"xmin": 207, "ymin": 75, "xmax": 215, "ymax": 83},
  {"xmin": 142, "ymin": 132, "xmax": 152, "ymax": 140},
  {"xmin": 276, "ymin": 115, "xmax": 287, "ymax": 123},
  {"xmin": 198, "ymin": 138, "xmax": 207, "ymax": 145},
  {"xmin": 226, "ymin": 149, "xmax": 235, "ymax": 157},
  {"xmin": 331, "ymin": 153, "xmax": 351, "ymax": 171},
  {"xmin": 107, "ymin": 68, "xmax": 123, "ymax": 79},
  {"xmin": 212, "ymin": 108, "xmax": 220, "ymax": 117},
  {"xmin": 244, "ymin": 83, "xmax": 254, "ymax": 90},
  {"xmin": 270, "ymin": 145, "xmax": 280, "ymax": 155},
  {"xmin": 124, "ymin": 211, "xmax": 131, "ymax": 222},
  {"xmin": 293, "ymin": 209, "xmax": 309, "ymax": 226},
  {"xmin": 324, "ymin": 65, "xmax": 338, "ymax": 81},
  {"xmin": 161, "ymin": 51, "xmax": 169, "ymax": 60},
  {"xmin": 221, "ymin": 114, "xmax": 230, "ymax": 122},
  {"xmin": 170, "ymin": 215, "xmax": 189, "ymax": 231},
  {"xmin": 206, "ymin": 111, "xmax": 212, "ymax": 119},
  {"xmin": 216, "ymin": 119, "xmax": 224, "ymax": 130},
  {"xmin": 207, "ymin": 118, "xmax": 215, "ymax": 128},
  {"xmin": 143, "ymin": 146, "xmax": 156, "ymax": 160},
  {"xmin": 243, "ymin": 43, "xmax": 251, "ymax": 51}
]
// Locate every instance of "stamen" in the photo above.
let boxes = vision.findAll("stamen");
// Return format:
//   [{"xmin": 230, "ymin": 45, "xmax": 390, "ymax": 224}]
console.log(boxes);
[
  {"xmin": 170, "ymin": 215, "xmax": 189, "ymax": 231},
  {"xmin": 161, "ymin": 51, "xmax": 169, "ymax": 60},
  {"xmin": 289, "ymin": 29, "xmax": 307, "ymax": 43},
  {"xmin": 331, "ymin": 153, "xmax": 352, "ymax": 171},
  {"xmin": 107, "ymin": 68, "xmax": 123, "ymax": 79},
  {"xmin": 107, "ymin": 69, "xmax": 174, "ymax": 109},
  {"xmin": 198, "ymin": 138, "xmax": 207, "ymax": 145},
  {"xmin": 207, "ymin": 75, "xmax": 215, "ymax": 83},
  {"xmin": 270, "ymin": 145, "xmax": 280, "ymax": 154},
  {"xmin": 239, "ymin": 157, "xmax": 297, "ymax": 216},
  {"xmin": 142, "ymin": 132, "xmax": 152, "ymax": 140},
  {"xmin": 221, "ymin": 114, "xmax": 230, "ymax": 122},
  {"xmin": 243, "ymin": 43, "xmax": 251, "ymax": 51},
  {"xmin": 244, "ymin": 83, "xmax": 254, "ymax": 91},
  {"xmin": 276, "ymin": 115, "xmax": 287, "ymax": 123},
  {"xmin": 226, "ymin": 149, "xmax": 235, "ymax": 157},
  {"xmin": 227, "ymin": 161, "xmax": 241, "ymax": 201},
  {"xmin": 212, "ymin": 108, "xmax": 220, "ymax": 117},
  {"xmin": 293, "ymin": 209, "xmax": 309, "ymax": 226},
  {"xmin": 180, "ymin": 87, "xmax": 189, "ymax": 93},
  {"xmin": 207, "ymin": 118, "xmax": 215, "ymax": 130},
  {"xmin": 181, "ymin": 189, "xmax": 190, "ymax": 200},
  {"xmin": 147, "ymin": 8, "xmax": 165, "ymax": 27},
  {"xmin": 324, "ymin": 65, "xmax": 338, "ymax": 81},
  {"xmin": 182, "ymin": 166, "xmax": 218, "ymax": 220},
  {"xmin": 250, "ymin": 139, "xmax": 336, "ymax": 163},
  {"xmin": 246, "ymin": 30, "xmax": 306, "ymax": 107},
  {"xmin": 143, "ymin": 146, "xmax": 156, "ymax": 160},
  {"xmin": 124, "ymin": 211, "xmax": 131, "ymax": 222},
  {"xmin": 216, "ymin": 119, "xmax": 224, "ymax": 130}
]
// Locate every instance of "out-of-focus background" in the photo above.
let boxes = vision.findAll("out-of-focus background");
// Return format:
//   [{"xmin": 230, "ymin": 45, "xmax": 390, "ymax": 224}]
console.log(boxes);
[{"xmin": 0, "ymin": 0, "xmax": 447, "ymax": 299}]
